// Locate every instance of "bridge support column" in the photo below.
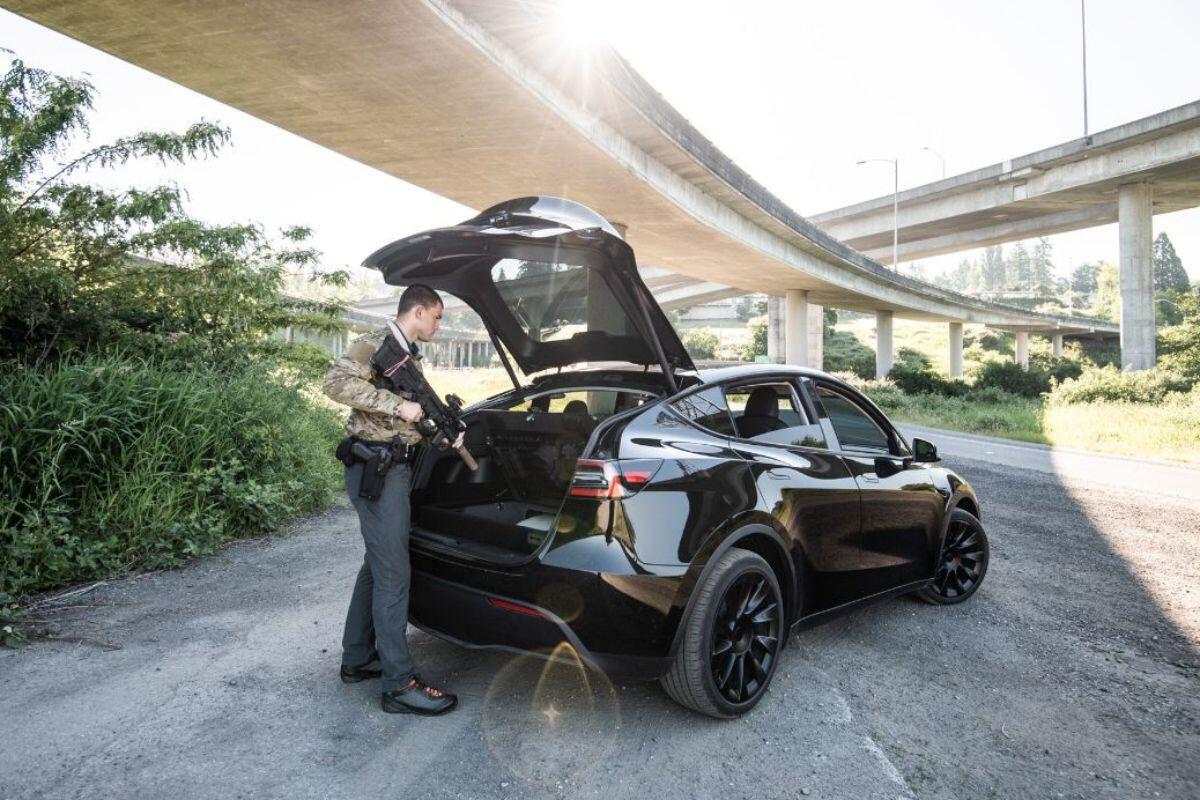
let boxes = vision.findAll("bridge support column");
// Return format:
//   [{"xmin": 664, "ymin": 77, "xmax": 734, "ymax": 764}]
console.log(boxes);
[
  {"xmin": 948, "ymin": 322, "xmax": 964, "ymax": 379},
  {"xmin": 767, "ymin": 295, "xmax": 783, "ymax": 363},
  {"xmin": 1015, "ymin": 331, "xmax": 1029, "ymax": 370},
  {"xmin": 808, "ymin": 302, "xmax": 824, "ymax": 371},
  {"xmin": 1118, "ymin": 182, "xmax": 1155, "ymax": 370},
  {"xmin": 875, "ymin": 310, "xmax": 894, "ymax": 380},
  {"xmin": 785, "ymin": 289, "xmax": 810, "ymax": 366},
  {"xmin": 1052, "ymin": 334, "xmax": 1064, "ymax": 357}
]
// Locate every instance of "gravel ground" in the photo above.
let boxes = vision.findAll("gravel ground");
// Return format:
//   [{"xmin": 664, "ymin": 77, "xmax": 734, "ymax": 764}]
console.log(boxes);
[{"xmin": 3, "ymin": 454, "xmax": 1198, "ymax": 800}]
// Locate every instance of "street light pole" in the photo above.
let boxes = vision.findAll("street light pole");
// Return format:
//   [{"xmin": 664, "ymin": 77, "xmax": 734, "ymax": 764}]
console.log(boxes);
[
  {"xmin": 1081, "ymin": 0, "xmax": 1089, "ymax": 138},
  {"xmin": 857, "ymin": 157, "xmax": 900, "ymax": 270},
  {"xmin": 922, "ymin": 146, "xmax": 946, "ymax": 179}
]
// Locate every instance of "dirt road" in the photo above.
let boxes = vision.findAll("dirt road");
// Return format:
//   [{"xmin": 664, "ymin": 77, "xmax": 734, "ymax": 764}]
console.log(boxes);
[{"xmin": 3, "ymin": 452, "xmax": 1197, "ymax": 799}]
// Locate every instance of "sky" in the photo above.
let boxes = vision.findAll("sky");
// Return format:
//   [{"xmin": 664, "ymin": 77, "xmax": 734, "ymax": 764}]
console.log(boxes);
[{"xmin": 4, "ymin": 0, "xmax": 1199, "ymax": 289}]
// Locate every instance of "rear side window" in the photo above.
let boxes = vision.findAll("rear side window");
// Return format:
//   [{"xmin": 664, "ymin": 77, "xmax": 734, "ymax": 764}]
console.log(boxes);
[
  {"xmin": 670, "ymin": 386, "xmax": 735, "ymax": 436},
  {"xmin": 727, "ymin": 383, "xmax": 827, "ymax": 448},
  {"xmin": 815, "ymin": 385, "xmax": 892, "ymax": 454}
]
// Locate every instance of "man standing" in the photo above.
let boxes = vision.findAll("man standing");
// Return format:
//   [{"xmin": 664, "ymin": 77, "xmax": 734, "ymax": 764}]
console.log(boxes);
[{"xmin": 322, "ymin": 284, "xmax": 458, "ymax": 715}]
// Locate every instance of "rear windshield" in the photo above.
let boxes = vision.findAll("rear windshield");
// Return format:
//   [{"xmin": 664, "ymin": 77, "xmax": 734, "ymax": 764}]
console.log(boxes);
[
  {"xmin": 492, "ymin": 259, "xmax": 643, "ymax": 345},
  {"xmin": 504, "ymin": 388, "xmax": 651, "ymax": 419}
]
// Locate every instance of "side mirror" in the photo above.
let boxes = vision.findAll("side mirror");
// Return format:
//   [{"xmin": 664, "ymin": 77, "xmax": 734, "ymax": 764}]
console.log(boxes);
[{"xmin": 911, "ymin": 437, "xmax": 940, "ymax": 463}]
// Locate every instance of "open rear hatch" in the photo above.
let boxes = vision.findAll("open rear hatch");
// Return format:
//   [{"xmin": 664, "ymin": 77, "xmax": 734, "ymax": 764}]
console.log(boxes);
[{"xmin": 364, "ymin": 196, "xmax": 691, "ymax": 565}]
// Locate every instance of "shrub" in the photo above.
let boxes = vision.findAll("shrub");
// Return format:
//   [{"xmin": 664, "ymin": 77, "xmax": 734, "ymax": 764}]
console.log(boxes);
[
  {"xmin": 683, "ymin": 330, "xmax": 720, "ymax": 360},
  {"xmin": 974, "ymin": 360, "xmax": 1052, "ymax": 398},
  {"xmin": 968, "ymin": 385, "xmax": 1018, "ymax": 404},
  {"xmin": 1157, "ymin": 287, "xmax": 1200, "ymax": 383},
  {"xmin": 1048, "ymin": 365, "xmax": 1192, "ymax": 405},
  {"xmin": 0, "ymin": 353, "xmax": 343, "ymax": 598},
  {"xmin": 741, "ymin": 316, "xmax": 768, "ymax": 361},
  {"xmin": 888, "ymin": 362, "xmax": 944, "ymax": 395},
  {"xmin": 887, "ymin": 361, "xmax": 970, "ymax": 398},
  {"xmin": 963, "ymin": 329, "xmax": 1013, "ymax": 356},
  {"xmin": 895, "ymin": 347, "xmax": 931, "ymax": 370},
  {"xmin": 1031, "ymin": 353, "xmax": 1083, "ymax": 384},
  {"xmin": 837, "ymin": 375, "xmax": 905, "ymax": 411},
  {"xmin": 824, "ymin": 329, "xmax": 876, "ymax": 379}
]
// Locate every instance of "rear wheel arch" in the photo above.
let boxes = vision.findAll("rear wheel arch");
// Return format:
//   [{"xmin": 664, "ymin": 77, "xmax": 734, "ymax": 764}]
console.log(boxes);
[
  {"xmin": 954, "ymin": 495, "xmax": 981, "ymax": 521},
  {"xmin": 668, "ymin": 523, "xmax": 796, "ymax": 662}
]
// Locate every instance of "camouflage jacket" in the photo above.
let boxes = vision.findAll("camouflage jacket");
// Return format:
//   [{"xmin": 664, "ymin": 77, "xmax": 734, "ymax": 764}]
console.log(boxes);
[{"xmin": 322, "ymin": 328, "xmax": 424, "ymax": 445}]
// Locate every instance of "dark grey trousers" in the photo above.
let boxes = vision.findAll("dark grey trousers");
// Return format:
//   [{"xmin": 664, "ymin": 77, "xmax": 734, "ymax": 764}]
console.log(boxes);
[{"xmin": 342, "ymin": 461, "xmax": 416, "ymax": 692}]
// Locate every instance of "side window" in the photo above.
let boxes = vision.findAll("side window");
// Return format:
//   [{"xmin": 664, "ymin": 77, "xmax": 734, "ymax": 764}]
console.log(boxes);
[
  {"xmin": 726, "ymin": 383, "xmax": 828, "ymax": 448},
  {"xmin": 815, "ymin": 385, "xmax": 892, "ymax": 454},
  {"xmin": 670, "ymin": 386, "xmax": 736, "ymax": 436}
]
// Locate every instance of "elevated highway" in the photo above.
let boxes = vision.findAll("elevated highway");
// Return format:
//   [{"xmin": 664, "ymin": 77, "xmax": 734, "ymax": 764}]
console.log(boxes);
[
  {"xmin": 7, "ymin": 0, "xmax": 1122, "ymax": 376},
  {"xmin": 812, "ymin": 103, "xmax": 1200, "ymax": 369}
]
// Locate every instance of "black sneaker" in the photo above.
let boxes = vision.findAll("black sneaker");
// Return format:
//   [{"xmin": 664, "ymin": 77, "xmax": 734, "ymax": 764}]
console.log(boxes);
[
  {"xmin": 381, "ymin": 675, "xmax": 458, "ymax": 716},
  {"xmin": 340, "ymin": 660, "xmax": 383, "ymax": 683}
]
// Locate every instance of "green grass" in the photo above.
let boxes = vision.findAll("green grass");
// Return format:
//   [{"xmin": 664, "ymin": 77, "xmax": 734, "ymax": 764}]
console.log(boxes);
[
  {"xmin": 1, "ymin": 353, "xmax": 344, "ymax": 600},
  {"xmin": 860, "ymin": 380, "xmax": 1200, "ymax": 463}
]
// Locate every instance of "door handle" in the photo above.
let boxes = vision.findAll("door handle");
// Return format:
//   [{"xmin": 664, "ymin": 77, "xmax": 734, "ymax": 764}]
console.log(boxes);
[
  {"xmin": 860, "ymin": 474, "xmax": 880, "ymax": 484},
  {"xmin": 765, "ymin": 468, "xmax": 791, "ymax": 480}
]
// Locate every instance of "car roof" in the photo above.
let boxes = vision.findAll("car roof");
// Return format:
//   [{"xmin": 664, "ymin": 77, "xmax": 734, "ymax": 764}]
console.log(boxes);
[{"xmin": 691, "ymin": 362, "xmax": 844, "ymax": 386}]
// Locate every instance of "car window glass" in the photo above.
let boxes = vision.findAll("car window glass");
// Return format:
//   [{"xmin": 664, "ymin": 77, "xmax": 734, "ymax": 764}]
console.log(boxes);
[
  {"xmin": 490, "ymin": 259, "xmax": 640, "ymax": 344},
  {"xmin": 507, "ymin": 389, "xmax": 648, "ymax": 419},
  {"xmin": 816, "ymin": 386, "xmax": 892, "ymax": 454},
  {"xmin": 670, "ymin": 386, "xmax": 735, "ymax": 436},
  {"xmin": 727, "ymin": 383, "xmax": 828, "ymax": 448}
]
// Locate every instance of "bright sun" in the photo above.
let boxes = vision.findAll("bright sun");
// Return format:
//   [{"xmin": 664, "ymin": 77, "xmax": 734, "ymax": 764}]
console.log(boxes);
[{"xmin": 557, "ymin": 0, "xmax": 619, "ymax": 46}]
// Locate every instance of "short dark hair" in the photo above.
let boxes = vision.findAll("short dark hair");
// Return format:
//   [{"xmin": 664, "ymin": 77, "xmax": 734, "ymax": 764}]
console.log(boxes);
[{"xmin": 397, "ymin": 284, "xmax": 443, "ymax": 316}]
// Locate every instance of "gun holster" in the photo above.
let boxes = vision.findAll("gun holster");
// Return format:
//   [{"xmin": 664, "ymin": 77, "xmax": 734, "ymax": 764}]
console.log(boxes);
[{"xmin": 335, "ymin": 437, "xmax": 395, "ymax": 501}]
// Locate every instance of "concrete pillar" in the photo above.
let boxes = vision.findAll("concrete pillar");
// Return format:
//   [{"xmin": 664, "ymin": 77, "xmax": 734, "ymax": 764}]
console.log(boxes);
[
  {"xmin": 1052, "ymin": 334, "xmax": 1063, "ymax": 357},
  {"xmin": 785, "ymin": 289, "xmax": 810, "ymax": 367},
  {"xmin": 767, "ymin": 295, "xmax": 782, "ymax": 363},
  {"xmin": 1118, "ymin": 182, "xmax": 1155, "ymax": 370},
  {"xmin": 1015, "ymin": 331, "xmax": 1029, "ymax": 370},
  {"xmin": 808, "ymin": 303, "xmax": 824, "ymax": 371},
  {"xmin": 948, "ymin": 322, "xmax": 964, "ymax": 379},
  {"xmin": 875, "ymin": 310, "xmax": 893, "ymax": 380}
]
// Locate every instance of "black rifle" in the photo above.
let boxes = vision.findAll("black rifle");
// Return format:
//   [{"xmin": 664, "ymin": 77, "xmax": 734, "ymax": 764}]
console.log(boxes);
[{"xmin": 371, "ymin": 323, "xmax": 478, "ymax": 471}]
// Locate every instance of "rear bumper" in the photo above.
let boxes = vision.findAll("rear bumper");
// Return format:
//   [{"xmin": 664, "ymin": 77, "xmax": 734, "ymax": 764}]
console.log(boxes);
[{"xmin": 408, "ymin": 546, "xmax": 685, "ymax": 681}]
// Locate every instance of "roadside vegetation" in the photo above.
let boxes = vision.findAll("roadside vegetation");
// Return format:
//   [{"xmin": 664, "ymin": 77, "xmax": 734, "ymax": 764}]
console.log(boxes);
[
  {"xmin": 671, "ymin": 299, "xmax": 1200, "ymax": 463},
  {"xmin": 825, "ymin": 311, "xmax": 1200, "ymax": 463},
  {"xmin": 1, "ymin": 56, "xmax": 348, "ymax": 642}
]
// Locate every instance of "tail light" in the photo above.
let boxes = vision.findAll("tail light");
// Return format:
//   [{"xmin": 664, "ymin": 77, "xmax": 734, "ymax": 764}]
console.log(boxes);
[{"xmin": 568, "ymin": 459, "xmax": 662, "ymax": 499}]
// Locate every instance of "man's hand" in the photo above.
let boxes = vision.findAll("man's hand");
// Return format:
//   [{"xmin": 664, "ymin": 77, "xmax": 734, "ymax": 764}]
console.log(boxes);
[
  {"xmin": 397, "ymin": 400, "xmax": 424, "ymax": 423},
  {"xmin": 451, "ymin": 431, "xmax": 465, "ymax": 450}
]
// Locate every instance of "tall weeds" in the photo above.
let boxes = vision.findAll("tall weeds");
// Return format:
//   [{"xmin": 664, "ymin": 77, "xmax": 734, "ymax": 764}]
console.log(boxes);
[{"xmin": 0, "ymin": 353, "xmax": 342, "ymax": 597}]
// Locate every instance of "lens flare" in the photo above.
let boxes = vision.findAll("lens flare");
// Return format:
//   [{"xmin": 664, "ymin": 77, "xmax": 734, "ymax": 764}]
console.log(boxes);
[{"xmin": 481, "ymin": 642, "xmax": 621, "ymax": 786}]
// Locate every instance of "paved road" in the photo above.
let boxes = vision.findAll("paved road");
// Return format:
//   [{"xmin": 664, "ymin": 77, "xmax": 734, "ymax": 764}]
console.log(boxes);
[
  {"xmin": 898, "ymin": 423, "xmax": 1200, "ymax": 504},
  {"xmin": 3, "ymin": 435, "xmax": 1198, "ymax": 800}
]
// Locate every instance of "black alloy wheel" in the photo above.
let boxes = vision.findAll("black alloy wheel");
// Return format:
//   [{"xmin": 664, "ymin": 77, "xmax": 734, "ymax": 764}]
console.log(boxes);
[
  {"xmin": 710, "ymin": 572, "xmax": 780, "ymax": 703},
  {"xmin": 661, "ymin": 548, "xmax": 784, "ymax": 717},
  {"xmin": 917, "ymin": 508, "xmax": 989, "ymax": 605}
]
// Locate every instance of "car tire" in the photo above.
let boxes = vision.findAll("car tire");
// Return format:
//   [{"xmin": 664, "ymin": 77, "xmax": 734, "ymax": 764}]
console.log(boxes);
[
  {"xmin": 916, "ymin": 508, "xmax": 989, "ymax": 605},
  {"xmin": 661, "ymin": 548, "xmax": 785, "ymax": 718}
]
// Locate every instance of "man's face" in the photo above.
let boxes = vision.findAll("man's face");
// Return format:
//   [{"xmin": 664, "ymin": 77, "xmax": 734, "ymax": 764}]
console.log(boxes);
[{"xmin": 411, "ymin": 302, "xmax": 443, "ymax": 342}]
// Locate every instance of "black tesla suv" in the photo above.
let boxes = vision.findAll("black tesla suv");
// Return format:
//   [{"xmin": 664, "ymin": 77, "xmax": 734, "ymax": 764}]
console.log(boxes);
[{"xmin": 364, "ymin": 196, "xmax": 990, "ymax": 718}]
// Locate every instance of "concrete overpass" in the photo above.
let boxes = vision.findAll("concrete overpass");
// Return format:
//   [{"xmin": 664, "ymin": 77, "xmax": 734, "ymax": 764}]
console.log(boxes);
[
  {"xmin": 7, "ymin": 0, "xmax": 1119, "ymax": 377},
  {"xmin": 812, "ymin": 102, "xmax": 1200, "ymax": 369}
]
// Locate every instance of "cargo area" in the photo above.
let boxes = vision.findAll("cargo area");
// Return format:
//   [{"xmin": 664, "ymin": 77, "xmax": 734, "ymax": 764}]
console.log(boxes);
[{"xmin": 410, "ymin": 405, "xmax": 599, "ymax": 563}]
